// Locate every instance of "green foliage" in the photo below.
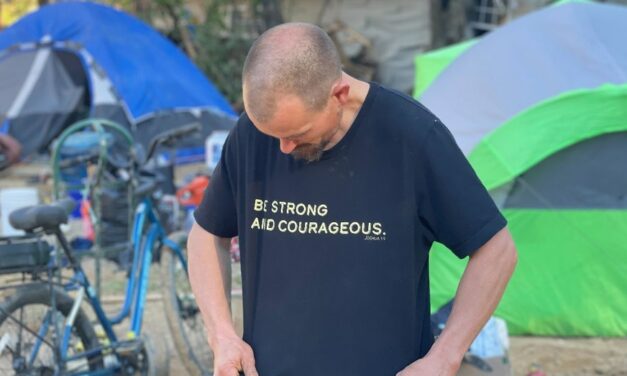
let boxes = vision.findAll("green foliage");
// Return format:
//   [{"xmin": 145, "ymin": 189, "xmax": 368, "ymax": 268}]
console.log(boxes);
[
  {"xmin": 192, "ymin": 0, "xmax": 284, "ymax": 110},
  {"xmin": 105, "ymin": 0, "xmax": 283, "ymax": 110},
  {"xmin": 100, "ymin": 0, "xmax": 136, "ymax": 12},
  {"xmin": 195, "ymin": 1, "xmax": 254, "ymax": 110},
  {"xmin": 149, "ymin": 0, "xmax": 283, "ymax": 111}
]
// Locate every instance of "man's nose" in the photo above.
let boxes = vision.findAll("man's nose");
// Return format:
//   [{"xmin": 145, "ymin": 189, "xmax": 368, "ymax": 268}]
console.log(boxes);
[{"xmin": 279, "ymin": 139, "xmax": 297, "ymax": 154}]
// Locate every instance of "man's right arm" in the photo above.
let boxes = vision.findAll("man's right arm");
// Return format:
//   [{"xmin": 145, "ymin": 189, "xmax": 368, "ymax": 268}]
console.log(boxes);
[{"xmin": 187, "ymin": 221, "xmax": 258, "ymax": 376}]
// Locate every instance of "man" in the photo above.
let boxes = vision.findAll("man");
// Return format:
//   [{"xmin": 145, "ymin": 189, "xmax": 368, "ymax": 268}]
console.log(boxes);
[
  {"xmin": 0, "ymin": 133, "xmax": 21, "ymax": 170},
  {"xmin": 189, "ymin": 23, "xmax": 517, "ymax": 376}
]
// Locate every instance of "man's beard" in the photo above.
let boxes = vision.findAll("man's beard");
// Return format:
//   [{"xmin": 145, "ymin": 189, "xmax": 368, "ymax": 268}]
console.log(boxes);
[
  {"xmin": 290, "ymin": 139, "xmax": 329, "ymax": 162},
  {"xmin": 291, "ymin": 120, "xmax": 341, "ymax": 162}
]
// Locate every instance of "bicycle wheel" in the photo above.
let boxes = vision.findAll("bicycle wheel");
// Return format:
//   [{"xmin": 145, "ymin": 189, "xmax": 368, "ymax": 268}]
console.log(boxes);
[
  {"xmin": 0, "ymin": 284, "xmax": 103, "ymax": 375},
  {"xmin": 160, "ymin": 232, "xmax": 216, "ymax": 376}
]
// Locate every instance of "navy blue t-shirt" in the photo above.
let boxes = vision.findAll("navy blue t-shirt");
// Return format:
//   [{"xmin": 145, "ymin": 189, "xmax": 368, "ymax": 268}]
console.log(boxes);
[{"xmin": 194, "ymin": 82, "xmax": 507, "ymax": 375}]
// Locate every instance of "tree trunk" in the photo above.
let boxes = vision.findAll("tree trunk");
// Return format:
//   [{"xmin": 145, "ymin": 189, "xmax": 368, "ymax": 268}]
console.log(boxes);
[{"xmin": 164, "ymin": 2, "xmax": 198, "ymax": 59}]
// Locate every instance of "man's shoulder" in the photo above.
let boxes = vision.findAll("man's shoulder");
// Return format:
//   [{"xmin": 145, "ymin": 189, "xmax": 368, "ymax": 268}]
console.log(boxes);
[
  {"xmin": 375, "ymin": 83, "xmax": 437, "ymax": 117},
  {"xmin": 370, "ymin": 83, "xmax": 440, "ymax": 144}
]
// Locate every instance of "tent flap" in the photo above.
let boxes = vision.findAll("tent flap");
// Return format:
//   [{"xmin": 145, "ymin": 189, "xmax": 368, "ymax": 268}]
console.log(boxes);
[
  {"xmin": 431, "ymin": 209, "xmax": 627, "ymax": 337},
  {"xmin": 419, "ymin": 2, "xmax": 627, "ymax": 155},
  {"xmin": 413, "ymin": 39, "xmax": 477, "ymax": 99},
  {"xmin": 468, "ymin": 84, "xmax": 627, "ymax": 190}
]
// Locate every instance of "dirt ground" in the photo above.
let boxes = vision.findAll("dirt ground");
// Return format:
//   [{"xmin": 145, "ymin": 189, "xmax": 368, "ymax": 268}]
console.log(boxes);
[{"xmin": 509, "ymin": 337, "xmax": 627, "ymax": 375}]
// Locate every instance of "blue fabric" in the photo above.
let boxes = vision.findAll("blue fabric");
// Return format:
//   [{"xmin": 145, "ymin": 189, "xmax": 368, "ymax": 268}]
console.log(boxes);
[
  {"xmin": 0, "ymin": 119, "xmax": 9, "ymax": 134},
  {"xmin": 0, "ymin": 1, "xmax": 235, "ymax": 119}
]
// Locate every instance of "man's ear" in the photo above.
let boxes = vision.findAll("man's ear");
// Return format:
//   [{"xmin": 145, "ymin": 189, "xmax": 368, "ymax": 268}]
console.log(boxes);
[{"xmin": 330, "ymin": 79, "xmax": 350, "ymax": 105}]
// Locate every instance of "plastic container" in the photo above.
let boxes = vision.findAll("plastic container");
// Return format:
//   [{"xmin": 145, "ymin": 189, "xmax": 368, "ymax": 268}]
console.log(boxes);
[
  {"xmin": 0, "ymin": 188, "xmax": 39, "ymax": 236},
  {"xmin": 58, "ymin": 131, "xmax": 112, "ymax": 181},
  {"xmin": 58, "ymin": 131, "xmax": 113, "ymax": 218},
  {"xmin": 205, "ymin": 131, "xmax": 229, "ymax": 172}
]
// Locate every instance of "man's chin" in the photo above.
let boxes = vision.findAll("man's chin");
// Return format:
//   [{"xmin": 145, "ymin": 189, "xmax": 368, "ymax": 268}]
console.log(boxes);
[{"xmin": 291, "ymin": 146, "xmax": 324, "ymax": 162}]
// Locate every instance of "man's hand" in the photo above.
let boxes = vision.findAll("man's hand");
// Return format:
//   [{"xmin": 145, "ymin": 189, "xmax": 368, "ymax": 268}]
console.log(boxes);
[
  {"xmin": 212, "ymin": 334, "xmax": 259, "ymax": 376},
  {"xmin": 0, "ymin": 134, "xmax": 21, "ymax": 164},
  {"xmin": 396, "ymin": 352, "xmax": 460, "ymax": 376}
]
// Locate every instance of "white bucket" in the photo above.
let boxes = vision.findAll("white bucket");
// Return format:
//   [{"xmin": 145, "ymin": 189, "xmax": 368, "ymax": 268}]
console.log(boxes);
[
  {"xmin": 205, "ymin": 130, "xmax": 229, "ymax": 173},
  {"xmin": 0, "ymin": 188, "xmax": 40, "ymax": 236}
]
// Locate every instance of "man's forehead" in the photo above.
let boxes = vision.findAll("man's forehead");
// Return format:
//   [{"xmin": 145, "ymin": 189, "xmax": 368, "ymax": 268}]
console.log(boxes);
[
  {"xmin": 249, "ymin": 93, "xmax": 307, "ymax": 121},
  {"xmin": 249, "ymin": 97, "xmax": 313, "ymax": 138},
  {"xmin": 243, "ymin": 82, "xmax": 296, "ymax": 112}
]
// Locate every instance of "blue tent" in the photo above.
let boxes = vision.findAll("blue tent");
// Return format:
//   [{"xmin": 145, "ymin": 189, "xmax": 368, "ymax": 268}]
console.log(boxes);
[{"xmin": 0, "ymin": 1, "xmax": 235, "ymax": 158}]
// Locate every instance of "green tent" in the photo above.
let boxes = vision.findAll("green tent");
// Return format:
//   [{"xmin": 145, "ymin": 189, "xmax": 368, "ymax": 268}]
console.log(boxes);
[{"xmin": 417, "ymin": 1, "xmax": 627, "ymax": 337}]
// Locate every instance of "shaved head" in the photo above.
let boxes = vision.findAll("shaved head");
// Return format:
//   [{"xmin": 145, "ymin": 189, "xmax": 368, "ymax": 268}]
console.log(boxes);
[{"xmin": 242, "ymin": 23, "xmax": 342, "ymax": 123}]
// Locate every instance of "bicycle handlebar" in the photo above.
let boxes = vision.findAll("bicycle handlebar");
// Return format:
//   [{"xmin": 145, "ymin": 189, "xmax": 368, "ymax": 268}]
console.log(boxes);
[
  {"xmin": 58, "ymin": 153, "xmax": 100, "ymax": 169},
  {"xmin": 144, "ymin": 122, "xmax": 201, "ymax": 163}
]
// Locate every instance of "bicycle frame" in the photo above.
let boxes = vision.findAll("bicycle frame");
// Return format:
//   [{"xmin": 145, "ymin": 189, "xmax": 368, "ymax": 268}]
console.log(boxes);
[
  {"xmin": 6, "ymin": 195, "xmax": 188, "ymax": 375},
  {"xmin": 104, "ymin": 195, "xmax": 187, "ymax": 337}
]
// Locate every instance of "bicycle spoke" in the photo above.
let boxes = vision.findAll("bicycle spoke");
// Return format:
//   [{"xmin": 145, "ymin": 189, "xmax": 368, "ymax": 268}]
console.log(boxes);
[{"xmin": 0, "ymin": 305, "xmax": 54, "ymax": 349}]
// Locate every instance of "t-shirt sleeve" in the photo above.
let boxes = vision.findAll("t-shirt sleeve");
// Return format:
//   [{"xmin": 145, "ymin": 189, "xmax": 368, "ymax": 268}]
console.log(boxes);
[
  {"xmin": 193, "ymin": 132, "xmax": 238, "ymax": 238},
  {"xmin": 417, "ymin": 119, "xmax": 507, "ymax": 258}
]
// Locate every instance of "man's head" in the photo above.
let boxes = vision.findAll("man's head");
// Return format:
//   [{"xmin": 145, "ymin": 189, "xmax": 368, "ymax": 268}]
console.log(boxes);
[{"xmin": 242, "ymin": 23, "xmax": 347, "ymax": 162}]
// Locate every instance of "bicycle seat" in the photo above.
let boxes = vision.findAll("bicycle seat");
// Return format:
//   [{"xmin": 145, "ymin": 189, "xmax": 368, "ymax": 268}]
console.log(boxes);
[{"xmin": 9, "ymin": 199, "xmax": 75, "ymax": 232}]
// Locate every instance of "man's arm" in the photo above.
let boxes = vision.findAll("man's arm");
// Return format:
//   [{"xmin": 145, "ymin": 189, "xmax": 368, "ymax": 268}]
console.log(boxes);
[
  {"xmin": 0, "ymin": 134, "xmax": 22, "ymax": 165},
  {"xmin": 188, "ymin": 222, "xmax": 258, "ymax": 376},
  {"xmin": 398, "ymin": 227, "xmax": 518, "ymax": 376}
]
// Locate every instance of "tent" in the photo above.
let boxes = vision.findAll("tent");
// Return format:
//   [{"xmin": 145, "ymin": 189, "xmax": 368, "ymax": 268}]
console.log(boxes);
[
  {"xmin": 0, "ymin": 1, "xmax": 236, "ymax": 159},
  {"xmin": 416, "ymin": 1, "xmax": 627, "ymax": 336}
]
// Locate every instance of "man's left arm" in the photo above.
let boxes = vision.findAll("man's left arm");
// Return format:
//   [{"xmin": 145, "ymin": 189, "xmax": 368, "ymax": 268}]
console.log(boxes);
[{"xmin": 398, "ymin": 227, "xmax": 518, "ymax": 376}]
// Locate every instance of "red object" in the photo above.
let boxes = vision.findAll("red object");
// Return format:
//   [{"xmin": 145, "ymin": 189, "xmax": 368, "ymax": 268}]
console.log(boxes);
[
  {"xmin": 80, "ymin": 200, "xmax": 95, "ymax": 241},
  {"xmin": 176, "ymin": 176, "xmax": 210, "ymax": 207},
  {"xmin": 527, "ymin": 364, "xmax": 546, "ymax": 376}
]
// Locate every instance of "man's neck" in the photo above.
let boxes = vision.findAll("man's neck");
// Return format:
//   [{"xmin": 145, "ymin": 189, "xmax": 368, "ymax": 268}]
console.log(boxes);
[{"xmin": 325, "ymin": 74, "xmax": 370, "ymax": 150}]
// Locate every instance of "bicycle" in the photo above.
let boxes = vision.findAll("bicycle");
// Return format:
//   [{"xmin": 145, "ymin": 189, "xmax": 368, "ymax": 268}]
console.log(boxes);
[{"xmin": 0, "ymin": 123, "xmax": 201, "ymax": 375}]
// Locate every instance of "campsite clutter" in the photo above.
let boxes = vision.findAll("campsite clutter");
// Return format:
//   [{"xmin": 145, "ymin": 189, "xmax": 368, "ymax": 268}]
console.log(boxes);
[
  {"xmin": 0, "ymin": 0, "xmax": 626, "ymax": 375},
  {"xmin": 0, "ymin": 2, "xmax": 239, "ymax": 375},
  {"xmin": 418, "ymin": 0, "xmax": 627, "ymax": 338},
  {"xmin": 0, "ymin": 0, "xmax": 238, "ymax": 280}
]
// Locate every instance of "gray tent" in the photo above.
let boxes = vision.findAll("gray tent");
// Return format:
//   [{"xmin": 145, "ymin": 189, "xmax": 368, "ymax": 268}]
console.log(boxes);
[
  {"xmin": 0, "ymin": 2, "xmax": 236, "ymax": 161},
  {"xmin": 415, "ymin": 1, "xmax": 627, "ymax": 336}
]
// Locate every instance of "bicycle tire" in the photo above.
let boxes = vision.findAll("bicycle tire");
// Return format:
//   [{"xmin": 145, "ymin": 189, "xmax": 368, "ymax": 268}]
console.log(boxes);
[
  {"xmin": 140, "ymin": 333, "xmax": 170, "ymax": 376},
  {"xmin": 160, "ymin": 231, "xmax": 215, "ymax": 376},
  {"xmin": 0, "ymin": 284, "xmax": 103, "ymax": 375}
]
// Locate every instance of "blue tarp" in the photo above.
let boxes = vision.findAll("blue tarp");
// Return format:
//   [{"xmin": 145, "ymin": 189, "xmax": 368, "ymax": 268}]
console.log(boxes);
[{"xmin": 0, "ymin": 1, "xmax": 235, "ymax": 119}]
